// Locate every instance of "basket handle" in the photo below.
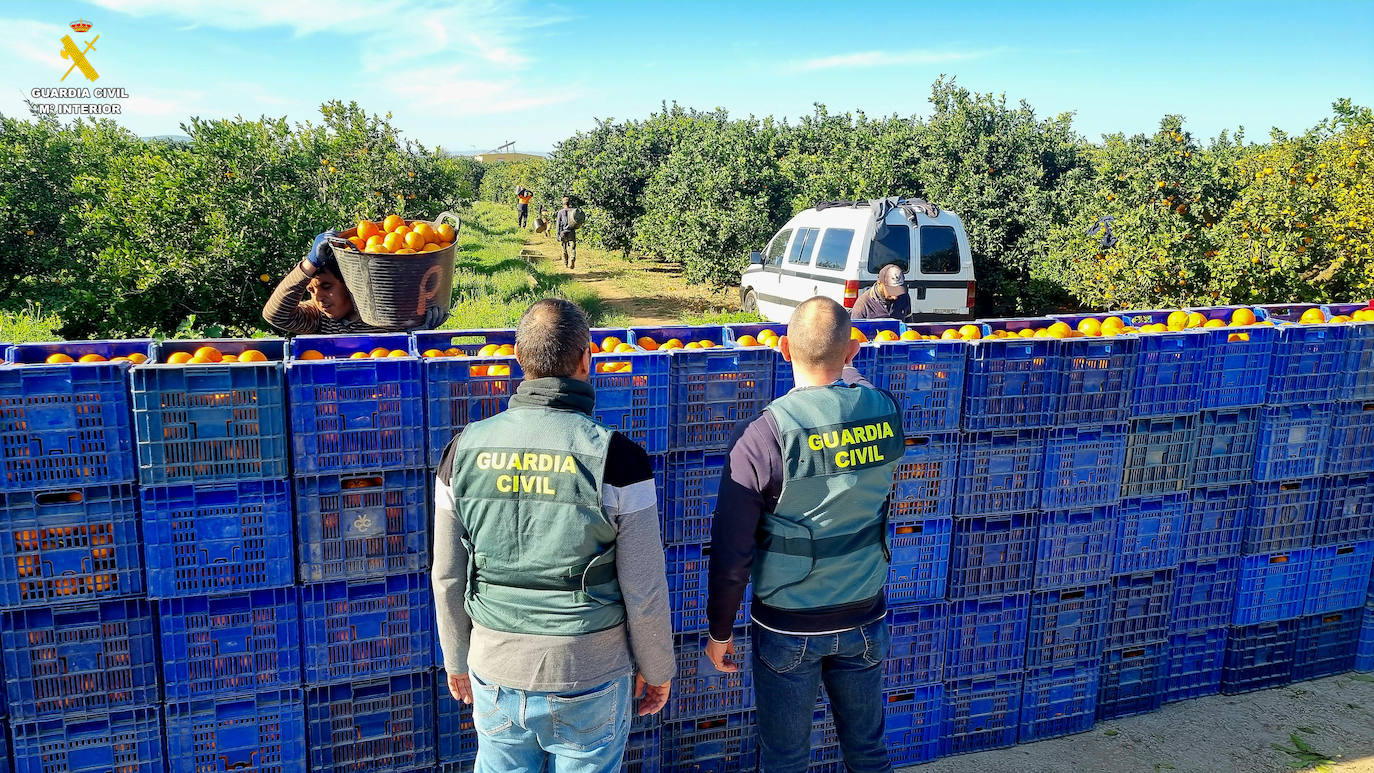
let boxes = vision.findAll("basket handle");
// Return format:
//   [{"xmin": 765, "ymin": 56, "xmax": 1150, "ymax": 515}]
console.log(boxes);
[{"xmin": 435, "ymin": 210, "xmax": 462, "ymax": 238}]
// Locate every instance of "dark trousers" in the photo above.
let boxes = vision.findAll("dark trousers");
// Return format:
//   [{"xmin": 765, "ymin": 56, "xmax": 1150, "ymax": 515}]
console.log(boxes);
[
  {"xmin": 517, "ymin": 203, "xmax": 529, "ymax": 228},
  {"xmin": 752, "ymin": 618, "xmax": 892, "ymax": 773}
]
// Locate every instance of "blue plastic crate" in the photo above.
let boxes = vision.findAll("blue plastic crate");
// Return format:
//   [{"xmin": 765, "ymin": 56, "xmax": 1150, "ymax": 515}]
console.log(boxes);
[
  {"xmin": 1170, "ymin": 558, "xmax": 1239, "ymax": 635},
  {"xmin": 1182, "ymin": 483, "xmax": 1248, "ymax": 561},
  {"xmin": 1326, "ymin": 400, "xmax": 1374, "ymax": 475},
  {"xmin": 663, "ymin": 710, "xmax": 757, "ymax": 772},
  {"xmin": 947, "ymin": 513, "xmax": 1034, "ymax": 600},
  {"xmin": 10, "ymin": 705, "xmax": 163, "ymax": 773},
  {"xmin": 1253, "ymin": 404, "xmax": 1332, "ymax": 481},
  {"xmin": 134, "ymin": 338, "xmax": 288, "ymax": 484},
  {"xmin": 1097, "ymin": 642, "xmax": 1165, "ymax": 720},
  {"xmin": 1, "ymin": 598, "xmax": 157, "ymax": 720},
  {"xmin": 634, "ymin": 326, "xmax": 771, "ymax": 452},
  {"xmin": 1019, "ymin": 663, "xmax": 1098, "ymax": 742},
  {"xmin": 1244, "ymin": 478, "xmax": 1321, "ymax": 553},
  {"xmin": 1118, "ymin": 316, "xmax": 1206, "ymax": 418},
  {"xmin": 625, "ymin": 719, "xmax": 662, "ymax": 773},
  {"xmin": 962, "ymin": 338, "xmax": 1058, "ymax": 431},
  {"xmin": 1106, "ymin": 569, "xmax": 1176, "ymax": 649},
  {"xmin": 305, "ymin": 671, "xmax": 436, "ymax": 773},
  {"xmin": 1292, "ymin": 609, "xmax": 1362, "ymax": 681},
  {"xmin": 1317, "ymin": 473, "xmax": 1374, "ymax": 545},
  {"xmin": 1234, "ymin": 550, "xmax": 1311, "ymax": 625},
  {"xmin": 1304, "ymin": 541, "xmax": 1374, "ymax": 616},
  {"xmin": 668, "ymin": 632, "xmax": 754, "ymax": 721},
  {"xmin": 158, "ymin": 586, "xmax": 301, "ymax": 701},
  {"xmin": 1041, "ymin": 424, "xmax": 1127, "ymax": 509},
  {"xmin": 165, "ymin": 688, "xmax": 307, "ymax": 773},
  {"xmin": 1339, "ymin": 322, "xmax": 1374, "ymax": 401},
  {"xmin": 0, "ymin": 483, "xmax": 143, "ymax": 609},
  {"xmin": 883, "ymin": 683, "xmax": 943, "ymax": 766},
  {"xmin": 413, "ymin": 331, "xmax": 522, "ymax": 469},
  {"xmin": 1026, "ymin": 584, "xmax": 1109, "ymax": 669},
  {"xmin": 807, "ymin": 707, "xmax": 839, "ymax": 770},
  {"xmin": 887, "ymin": 515, "xmax": 952, "ymax": 604},
  {"xmin": 1054, "ymin": 336, "xmax": 1136, "ymax": 426},
  {"xmin": 0, "ymin": 340, "xmax": 151, "ymax": 490},
  {"xmin": 1263, "ymin": 316, "xmax": 1347, "ymax": 405},
  {"xmin": 884, "ymin": 602, "xmax": 947, "ymax": 688},
  {"xmin": 141, "ymin": 479, "xmax": 294, "ymax": 597},
  {"xmin": 945, "ymin": 594, "xmax": 1030, "ymax": 679},
  {"xmin": 874, "ymin": 339, "xmax": 967, "ymax": 433},
  {"xmin": 1122, "ymin": 414, "xmax": 1197, "ymax": 498},
  {"xmin": 662, "ymin": 450, "xmax": 725, "ymax": 545},
  {"xmin": 1032, "ymin": 506, "xmax": 1114, "ymax": 590},
  {"xmin": 295, "ymin": 468, "xmax": 428, "ymax": 583},
  {"xmin": 1355, "ymin": 609, "xmax": 1374, "ymax": 673},
  {"xmin": 1113, "ymin": 493, "xmax": 1187, "ymax": 574},
  {"xmin": 941, "ymin": 672, "xmax": 1021, "ymax": 756},
  {"xmin": 1192, "ymin": 407, "xmax": 1260, "ymax": 488},
  {"xmin": 888, "ymin": 433, "xmax": 959, "ymax": 523},
  {"xmin": 954, "ymin": 429, "xmax": 1045, "ymax": 516},
  {"xmin": 287, "ymin": 334, "xmax": 424, "ymax": 474},
  {"xmin": 588, "ymin": 350, "xmax": 669, "ymax": 455},
  {"xmin": 664, "ymin": 543, "xmax": 748, "ymax": 634},
  {"xmin": 1192, "ymin": 313, "xmax": 1274, "ymax": 409},
  {"xmin": 300, "ymin": 573, "xmax": 433, "ymax": 683},
  {"xmin": 435, "ymin": 675, "xmax": 477, "ymax": 765},
  {"xmin": 1222, "ymin": 619, "xmax": 1298, "ymax": 694},
  {"xmin": 1164, "ymin": 627, "xmax": 1228, "ymax": 703}
]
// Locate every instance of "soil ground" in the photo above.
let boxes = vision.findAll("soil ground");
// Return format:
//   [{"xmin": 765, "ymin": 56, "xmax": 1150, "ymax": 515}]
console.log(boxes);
[{"xmin": 901, "ymin": 674, "xmax": 1374, "ymax": 773}]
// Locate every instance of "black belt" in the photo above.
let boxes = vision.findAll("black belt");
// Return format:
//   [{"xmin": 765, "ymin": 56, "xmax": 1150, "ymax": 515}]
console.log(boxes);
[{"xmin": 761, "ymin": 521, "xmax": 884, "ymax": 559}]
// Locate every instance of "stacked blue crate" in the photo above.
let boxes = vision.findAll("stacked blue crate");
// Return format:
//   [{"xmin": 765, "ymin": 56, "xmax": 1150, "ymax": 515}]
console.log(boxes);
[
  {"xmin": 132, "ymin": 338, "xmax": 307, "ymax": 773},
  {"xmin": 288, "ymin": 335, "xmax": 434, "ymax": 773},
  {"xmin": 0, "ymin": 341, "xmax": 165, "ymax": 773}
]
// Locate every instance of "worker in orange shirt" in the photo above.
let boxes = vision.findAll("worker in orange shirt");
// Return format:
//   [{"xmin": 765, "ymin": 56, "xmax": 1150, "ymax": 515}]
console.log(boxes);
[{"xmin": 516, "ymin": 187, "xmax": 534, "ymax": 228}]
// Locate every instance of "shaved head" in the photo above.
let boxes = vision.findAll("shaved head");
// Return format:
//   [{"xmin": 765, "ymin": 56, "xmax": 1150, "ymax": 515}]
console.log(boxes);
[{"xmin": 787, "ymin": 297, "xmax": 852, "ymax": 369}]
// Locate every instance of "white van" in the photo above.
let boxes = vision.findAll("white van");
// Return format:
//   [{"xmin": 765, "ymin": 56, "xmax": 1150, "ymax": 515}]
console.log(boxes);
[{"xmin": 740, "ymin": 197, "xmax": 976, "ymax": 322}]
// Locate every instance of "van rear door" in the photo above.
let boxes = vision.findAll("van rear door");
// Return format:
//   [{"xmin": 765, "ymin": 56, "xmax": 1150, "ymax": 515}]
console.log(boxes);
[{"xmin": 911, "ymin": 223, "xmax": 973, "ymax": 318}]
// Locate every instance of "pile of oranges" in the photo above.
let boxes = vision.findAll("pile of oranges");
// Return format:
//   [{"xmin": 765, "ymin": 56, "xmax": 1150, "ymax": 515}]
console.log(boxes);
[
  {"xmin": 43, "ymin": 352, "xmax": 148, "ymax": 364},
  {"xmin": 1293, "ymin": 307, "xmax": 1374, "ymax": 324},
  {"xmin": 342, "ymin": 214, "xmax": 456, "ymax": 255},
  {"xmin": 298, "ymin": 347, "xmax": 409, "ymax": 360},
  {"xmin": 164, "ymin": 346, "xmax": 269, "ymax": 364},
  {"xmin": 417, "ymin": 343, "xmax": 514, "ymax": 376}
]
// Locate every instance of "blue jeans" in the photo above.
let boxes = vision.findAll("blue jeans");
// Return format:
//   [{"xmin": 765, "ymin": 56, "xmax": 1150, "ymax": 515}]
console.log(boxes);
[
  {"xmin": 751, "ymin": 618, "xmax": 892, "ymax": 773},
  {"xmin": 469, "ymin": 671, "xmax": 633, "ymax": 773}
]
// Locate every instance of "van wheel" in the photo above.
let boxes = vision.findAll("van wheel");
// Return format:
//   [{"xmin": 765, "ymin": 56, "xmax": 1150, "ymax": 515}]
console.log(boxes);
[{"xmin": 742, "ymin": 290, "xmax": 758, "ymax": 314}]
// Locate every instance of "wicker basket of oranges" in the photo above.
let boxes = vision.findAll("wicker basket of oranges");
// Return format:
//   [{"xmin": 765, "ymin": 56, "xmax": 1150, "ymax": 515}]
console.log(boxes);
[{"xmin": 329, "ymin": 211, "xmax": 459, "ymax": 330}]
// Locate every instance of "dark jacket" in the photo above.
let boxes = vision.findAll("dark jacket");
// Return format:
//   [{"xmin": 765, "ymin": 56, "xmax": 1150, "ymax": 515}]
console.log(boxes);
[{"xmin": 850, "ymin": 285, "xmax": 911, "ymax": 321}]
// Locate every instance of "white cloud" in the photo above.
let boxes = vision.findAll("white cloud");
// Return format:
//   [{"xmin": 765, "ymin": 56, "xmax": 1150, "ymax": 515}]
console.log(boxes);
[
  {"xmin": 4, "ymin": 19, "xmax": 71, "ymax": 71},
  {"xmin": 388, "ymin": 65, "xmax": 576, "ymax": 116},
  {"xmin": 86, "ymin": 0, "xmax": 393, "ymax": 35},
  {"xmin": 790, "ymin": 48, "xmax": 1004, "ymax": 72}
]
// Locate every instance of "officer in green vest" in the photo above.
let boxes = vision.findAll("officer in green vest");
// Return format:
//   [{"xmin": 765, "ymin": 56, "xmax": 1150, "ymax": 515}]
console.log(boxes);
[
  {"xmin": 432, "ymin": 298, "xmax": 674, "ymax": 773},
  {"xmin": 705, "ymin": 296, "xmax": 904, "ymax": 773}
]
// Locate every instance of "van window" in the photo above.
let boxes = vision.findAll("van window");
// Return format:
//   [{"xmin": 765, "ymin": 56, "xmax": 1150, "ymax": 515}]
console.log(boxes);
[
  {"xmin": 920, "ymin": 226, "xmax": 961, "ymax": 274},
  {"xmin": 815, "ymin": 229, "xmax": 854, "ymax": 271},
  {"xmin": 766, "ymin": 229, "xmax": 791, "ymax": 267},
  {"xmin": 788, "ymin": 227, "xmax": 819, "ymax": 266},
  {"xmin": 869, "ymin": 223, "xmax": 910, "ymax": 274}
]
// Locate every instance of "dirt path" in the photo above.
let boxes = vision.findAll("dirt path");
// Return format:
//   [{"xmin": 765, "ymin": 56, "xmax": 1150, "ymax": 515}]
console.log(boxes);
[{"xmin": 521, "ymin": 231, "xmax": 737, "ymax": 325}]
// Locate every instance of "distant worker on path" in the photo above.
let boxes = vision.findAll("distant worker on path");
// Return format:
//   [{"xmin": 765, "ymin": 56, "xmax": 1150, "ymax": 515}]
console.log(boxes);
[
  {"xmin": 556, "ymin": 196, "xmax": 585, "ymax": 269},
  {"xmin": 705, "ymin": 296, "xmax": 905, "ymax": 773},
  {"xmin": 516, "ymin": 186, "xmax": 533, "ymax": 228},
  {"xmin": 433, "ymin": 298, "xmax": 674, "ymax": 772},
  {"xmin": 850, "ymin": 263, "xmax": 911, "ymax": 321},
  {"xmin": 262, "ymin": 231, "xmax": 387, "ymax": 334}
]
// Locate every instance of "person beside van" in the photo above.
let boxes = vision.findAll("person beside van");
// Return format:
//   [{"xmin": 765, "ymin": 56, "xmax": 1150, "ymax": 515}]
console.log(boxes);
[
  {"xmin": 851, "ymin": 263, "xmax": 910, "ymax": 321},
  {"xmin": 704, "ymin": 297, "xmax": 904, "ymax": 773}
]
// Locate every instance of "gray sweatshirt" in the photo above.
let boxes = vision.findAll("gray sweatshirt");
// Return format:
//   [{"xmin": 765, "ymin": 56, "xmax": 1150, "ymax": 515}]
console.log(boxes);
[{"xmin": 432, "ymin": 416, "xmax": 675, "ymax": 691}]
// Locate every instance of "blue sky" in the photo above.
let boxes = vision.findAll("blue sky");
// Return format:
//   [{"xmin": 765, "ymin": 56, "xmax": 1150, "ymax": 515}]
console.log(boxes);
[{"xmin": 4, "ymin": 0, "xmax": 1372, "ymax": 154}]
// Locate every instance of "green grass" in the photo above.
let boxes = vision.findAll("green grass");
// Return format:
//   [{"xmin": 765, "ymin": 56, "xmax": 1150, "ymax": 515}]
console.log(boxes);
[
  {"xmin": 0, "ymin": 304, "xmax": 62, "ymax": 344},
  {"xmin": 441, "ymin": 202, "xmax": 621, "ymax": 329},
  {"xmin": 681, "ymin": 309, "xmax": 765, "ymax": 325}
]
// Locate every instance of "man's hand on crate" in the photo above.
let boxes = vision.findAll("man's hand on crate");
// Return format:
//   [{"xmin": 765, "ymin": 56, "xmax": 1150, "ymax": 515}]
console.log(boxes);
[
  {"xmin": 705, "ymin": 636, "xmax": 740, "ymax": 673},
  {"xmin": 634, "ymin": 672, "xmax": 671, "ymax": 716},
  {"xmin": 448, "ymin": 671, "xmax": 473, "ymax": 705}
]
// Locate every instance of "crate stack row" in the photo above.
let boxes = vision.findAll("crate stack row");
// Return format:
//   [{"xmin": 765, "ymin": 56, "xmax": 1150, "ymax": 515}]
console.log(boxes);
[{"xmin": 0, "ymin": 339, "xmax": 164, "ymax": 773}]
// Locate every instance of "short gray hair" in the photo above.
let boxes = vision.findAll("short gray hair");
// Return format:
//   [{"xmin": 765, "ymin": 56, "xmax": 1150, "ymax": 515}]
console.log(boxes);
[{"xmin": 515, "ymin": 299, "xmax": 590, "ymax": 378}]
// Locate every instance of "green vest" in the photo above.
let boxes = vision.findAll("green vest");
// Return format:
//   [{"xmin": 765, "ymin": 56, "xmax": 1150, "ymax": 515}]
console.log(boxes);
[
  {"xmin": 449, "ymin": 405, "xmax": 625, "ymax": 635},
  {"xmin": 754, "ymin": 383, "xmax": 904, "ymax": 610}
]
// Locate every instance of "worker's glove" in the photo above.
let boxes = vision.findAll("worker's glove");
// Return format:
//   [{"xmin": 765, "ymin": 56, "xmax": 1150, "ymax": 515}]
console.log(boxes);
[
  {"xmin": 420, "ymin": 304, "xmax": 449, "ymax": 331},
  {"xmin": 305, "ymin": 230, "xmax": 338, "ymax": 269}
]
